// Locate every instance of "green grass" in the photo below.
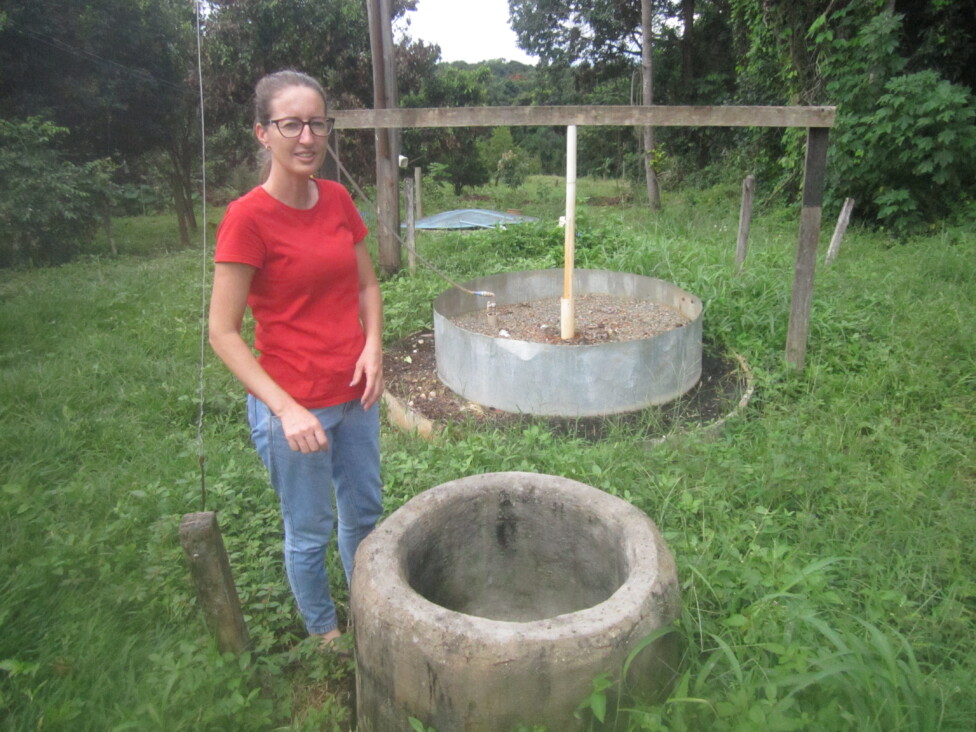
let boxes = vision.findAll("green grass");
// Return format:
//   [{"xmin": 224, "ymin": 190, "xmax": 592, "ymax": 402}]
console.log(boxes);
[{"xmin": 1, "ymin": 177, "xmax": 973, "ymax": 730}]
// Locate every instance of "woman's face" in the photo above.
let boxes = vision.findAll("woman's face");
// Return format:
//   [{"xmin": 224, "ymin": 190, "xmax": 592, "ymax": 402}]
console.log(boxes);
[{"xmin": 256, "ymin": 85, "xmax": 328, "ymax": 180}]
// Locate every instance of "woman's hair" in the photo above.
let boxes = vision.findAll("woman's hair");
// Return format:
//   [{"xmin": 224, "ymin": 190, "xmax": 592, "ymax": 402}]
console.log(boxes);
[
  {"xmin": 253, "ymin": 69, "xmax": 328, "ymax": 126},
  {"xmin": 253, "ymin": 70, "xmax": 328, "ymax": 182}
]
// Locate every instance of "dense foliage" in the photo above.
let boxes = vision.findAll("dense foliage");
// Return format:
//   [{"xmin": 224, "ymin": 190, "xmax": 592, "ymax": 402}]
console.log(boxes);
[
  {"xmin": 0, "ymin": 119, "xmax": 114, "ymax": 267},
  {"xmin": 811, "ymin": 7, "xmax": 976, "ymax": 230},
  {"xmin": 1, "ymin": 0, "xmax": 974, "ymax": 246}
]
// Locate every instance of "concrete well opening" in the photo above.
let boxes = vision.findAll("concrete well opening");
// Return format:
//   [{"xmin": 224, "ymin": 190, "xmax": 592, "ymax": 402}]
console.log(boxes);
[
  {"xmin": 351, "ymin": 472, "xmax": 680, "ymax": 732},
  {"xmin": 401, "ymin": 483, "xmax": 627, "ymax": 621}
]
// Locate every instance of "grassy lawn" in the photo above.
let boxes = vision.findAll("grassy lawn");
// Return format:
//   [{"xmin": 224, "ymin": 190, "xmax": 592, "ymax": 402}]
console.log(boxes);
[{"xmin": 1, "ymin": 177, "xmax": 973, "ymax": 730}]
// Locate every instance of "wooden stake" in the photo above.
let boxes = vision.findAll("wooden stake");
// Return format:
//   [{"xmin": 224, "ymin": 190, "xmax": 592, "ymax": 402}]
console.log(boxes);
[
  {"xmin": 323, "ymin": 128, "xmax": 340, "ymax": 182},
  {"xmin": 825, "ymin": 197, "xmax": 855, "ymax": 265},
  {"xmin": 561, "ymin": 125, "xmax": 577, "ymax": 340},
  {"xmin": 414, "ymin": 166, "xmax": 423, "ymax": 220},
  {"xmin": 404, "ymin": 178, "xmax": 416, "ymax": 273},
  {"xmin": 180, "ymin": 511, "xmax": 250, "ymax": 654},
  {"xmin": 736, "ymin": 175, "xmax": 755, "ymax": 272},
  {"xmin": 786, "ymin": 127, "xmax": 830, "ymax": 370}
]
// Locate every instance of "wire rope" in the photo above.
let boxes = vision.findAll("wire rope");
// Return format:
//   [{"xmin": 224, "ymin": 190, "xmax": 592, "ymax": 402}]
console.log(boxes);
[
  {"xmin": 326, "ymin": 144, "xmax": 495, "ymax": 300},
  {"xmin": 194, "ymin": 0, "xmax": 209, "ymax": 512}
]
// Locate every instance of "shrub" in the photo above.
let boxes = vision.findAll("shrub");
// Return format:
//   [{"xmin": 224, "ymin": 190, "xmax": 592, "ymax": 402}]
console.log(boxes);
[
  {"xmin": 814, "ymin": 9, "xmax": 976, "ymax": 231},
  {"xmin": 0, "ymin": 118, "xmax": 115, "ymax": 267},
  {"xmin": 497, "ymin": 148, "xmax": 531, "ymax": 189}
]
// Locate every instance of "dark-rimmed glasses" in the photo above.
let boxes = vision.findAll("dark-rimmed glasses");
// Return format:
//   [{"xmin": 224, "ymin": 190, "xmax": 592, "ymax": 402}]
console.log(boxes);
[{"xmin": 269, "ymin": 117, "xmax": 335, "ymax": 138}]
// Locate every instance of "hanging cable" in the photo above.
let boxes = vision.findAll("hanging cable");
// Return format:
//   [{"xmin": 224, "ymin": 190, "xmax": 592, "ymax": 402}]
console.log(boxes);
[{"xmin": 194, "ymin": 0, "xmax": 209, "ymax": 512}]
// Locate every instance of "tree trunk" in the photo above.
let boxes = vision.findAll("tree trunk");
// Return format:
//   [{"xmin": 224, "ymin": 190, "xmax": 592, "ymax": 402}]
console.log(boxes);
[
  {"xmin": 642, "ymin": 0, "xmax": 661, "ymax": 210},
  {"xmin": 168, "ymin": 141, "xmax": 196, "ymax": 248},
  {"xmin": 171, "ymin": 168, "xmax": 190, "ymax": 249},
  {"xmin": 103, "ymin": 205, "xmax": 117, "ymax": 257},
  {"xmin": 681, "ymin": 0, "xmax": 695, "ymax": 95}
]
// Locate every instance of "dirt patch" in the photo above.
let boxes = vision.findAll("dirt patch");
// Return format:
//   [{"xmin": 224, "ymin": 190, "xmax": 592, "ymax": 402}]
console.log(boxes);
[
  {"xmin": 452, "ymin": 293, "xmax": 690, "ymax": 345},
  {"xmin": 384, "ymin": 330, "xmax": 750, "ymax": 442}
]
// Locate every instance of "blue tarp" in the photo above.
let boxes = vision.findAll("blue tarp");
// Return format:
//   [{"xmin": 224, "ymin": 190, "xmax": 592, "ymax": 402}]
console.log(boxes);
[{"xmin": 410, "ymin": 208, "xmax": 539, "ymax": 230}]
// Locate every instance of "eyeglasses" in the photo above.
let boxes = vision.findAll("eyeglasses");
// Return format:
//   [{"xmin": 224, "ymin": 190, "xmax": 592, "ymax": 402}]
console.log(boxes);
[{"xmin": 268, "ymin": 117, "xmax": 335, "ymax": 138}]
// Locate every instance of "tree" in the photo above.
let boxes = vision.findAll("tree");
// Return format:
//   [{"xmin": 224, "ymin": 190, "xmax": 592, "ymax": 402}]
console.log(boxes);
[
  {"xmin": 510, "ymin": 0, "xmax": 643, "ymax": 65},
  {"xmin": 509, "ymin": 0, "xmax": 673, "ymax": 207},
  {"xmin": 202, "ymin": 0, "xmax": 421, "ymax": 189},
  {"xmin": 0, "ymin": 118, "xmax": 115, "ymax": 267},
  {"xmin": 401, "ymin": 65, "xmax": 494, "ymax": 195},
  {"xmin": 0, "ymin": 0, "xmax": 191, "ymax": 158},
  {"xmin": 811, "ymin": 4, "xmax": 976, "ymax": 230},
  {"xmin": 0, "ymin": 0, "xmax": 201, "ymax": 246},
  {"xmin": 728, "ymin": 0, "xmax": 976, "ymax": 229}
]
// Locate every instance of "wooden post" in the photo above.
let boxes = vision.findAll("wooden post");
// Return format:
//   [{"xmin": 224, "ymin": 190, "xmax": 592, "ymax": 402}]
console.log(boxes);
[
  {"xmin": 414, "ymin": 166, "xmax": 423, "ymax": 220},
  {"xmin": 640, "ymin": 0, "xmax": 661, "ymax": 210},
  {"xmin": 323, "ymin": 128, "xmax": 340, "ymax": 182},
  {"xmin": 825, "ymin": 197, "xmax": 855, "ymax": 265},
  {"xmin": 561, "ymin": 125, "xmax": 577, "ymax": 340},
  {"xmin": 736, "ymin": 174, "xmax": 755, "ymax": 271},
  {"xmin": 404, "ymin": 178, "xmax": 417, "ymax": 273},
  {"xmin": 786, "ymin": 127, "xmax": 830, "ymax": 369},
  {"xmin": 180, "ymin": 511, "xmax": 250, "ymax": 654},
  {"xmin": 366, "ymin": 0, "xmax": 401, "ymax": 275}
]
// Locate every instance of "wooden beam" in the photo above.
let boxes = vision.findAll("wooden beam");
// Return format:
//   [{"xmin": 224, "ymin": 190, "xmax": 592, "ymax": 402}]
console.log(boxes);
[
  {"xmin": 786, "ymin": 127, "xmax": 830, "ymax": 369},
  {"xmin": 333, "ymin": 105, "xmax": 836, "ymax": 130}
]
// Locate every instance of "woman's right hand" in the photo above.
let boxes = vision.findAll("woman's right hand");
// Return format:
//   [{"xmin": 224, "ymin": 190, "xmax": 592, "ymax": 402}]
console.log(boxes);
[{"xmin": 278, "ymin": 402, "xmax": 329, "ymax": 453}]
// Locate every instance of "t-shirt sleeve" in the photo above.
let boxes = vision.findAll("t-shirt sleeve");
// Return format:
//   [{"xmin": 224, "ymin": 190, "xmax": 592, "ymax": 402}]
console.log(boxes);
[{"xmin": 214, "ymin": 200, "xmax": 265, "ymax": 267}]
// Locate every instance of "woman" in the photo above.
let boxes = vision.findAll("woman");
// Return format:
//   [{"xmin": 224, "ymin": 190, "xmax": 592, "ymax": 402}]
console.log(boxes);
[{"xmin": 209, "ymin": 70, "xmax": 383, "ymax": 649}]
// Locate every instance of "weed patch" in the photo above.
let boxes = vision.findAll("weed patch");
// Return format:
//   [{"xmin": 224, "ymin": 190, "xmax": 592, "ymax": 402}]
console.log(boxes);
[{"xmin": 1, "ymin": 180, "xmax": 973, "ymax": 729}]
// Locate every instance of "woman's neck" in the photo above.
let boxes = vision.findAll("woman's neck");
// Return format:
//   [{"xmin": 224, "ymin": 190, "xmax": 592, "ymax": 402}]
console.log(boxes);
[{"xmin": 262, "ymin": 173, "xmax": 318, "ymax": 210}]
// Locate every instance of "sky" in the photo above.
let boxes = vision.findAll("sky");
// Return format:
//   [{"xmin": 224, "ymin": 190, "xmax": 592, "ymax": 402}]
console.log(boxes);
[{"xmin": 395, "ymin": 0, "xmax": 538, "ymax": 64}]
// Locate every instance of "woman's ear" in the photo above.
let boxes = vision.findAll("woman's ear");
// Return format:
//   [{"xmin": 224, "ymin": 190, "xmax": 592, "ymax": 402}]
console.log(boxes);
[{"xmin": 255, "ymin": 122, "xmax": 269, "ymax": 150}]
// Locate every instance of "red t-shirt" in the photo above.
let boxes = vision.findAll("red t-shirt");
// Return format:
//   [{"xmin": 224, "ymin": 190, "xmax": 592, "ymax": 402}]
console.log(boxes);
[{"xmin": 215, "ymin": 179, "xmax": 369, "ymax": 408}]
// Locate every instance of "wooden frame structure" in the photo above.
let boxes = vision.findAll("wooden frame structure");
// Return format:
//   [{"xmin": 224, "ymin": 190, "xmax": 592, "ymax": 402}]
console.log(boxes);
[{"xmin": 331, "ymin": 104, "xmax": 835, "ymax": 369}]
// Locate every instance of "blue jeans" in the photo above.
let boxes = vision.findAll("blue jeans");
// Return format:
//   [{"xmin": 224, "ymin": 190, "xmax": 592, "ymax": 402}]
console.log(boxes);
[{"xmin": 248, "ymin": 394, "xmax": 383, "ymax": 635}]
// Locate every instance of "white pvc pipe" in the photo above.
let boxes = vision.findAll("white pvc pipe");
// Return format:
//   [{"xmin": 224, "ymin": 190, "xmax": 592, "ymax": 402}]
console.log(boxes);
[{"xmin": 561, "ymin": 125, "xmax": 577, "ymax": 340}]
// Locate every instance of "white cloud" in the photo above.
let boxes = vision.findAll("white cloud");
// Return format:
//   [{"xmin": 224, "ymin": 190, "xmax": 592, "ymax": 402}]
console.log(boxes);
[{"xmin": 396, "ymin": 0, "xmax": 537, "ymax": 64}]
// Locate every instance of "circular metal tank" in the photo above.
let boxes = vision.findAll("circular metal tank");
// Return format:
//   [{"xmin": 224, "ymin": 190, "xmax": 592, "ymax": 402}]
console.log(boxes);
[
  {"xmin": 433, "ymin": 269, "xmax": 703, "ymax": 417},
  {"xmin": 351, "ymin": 472, "xmax": 680, "ymax": 732}
]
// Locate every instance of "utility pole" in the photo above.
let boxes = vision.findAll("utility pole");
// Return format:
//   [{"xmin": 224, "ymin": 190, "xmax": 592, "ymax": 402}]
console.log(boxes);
[{"xmin": 367, "ymin": 0, "xmax": 401, "ymax": 275}]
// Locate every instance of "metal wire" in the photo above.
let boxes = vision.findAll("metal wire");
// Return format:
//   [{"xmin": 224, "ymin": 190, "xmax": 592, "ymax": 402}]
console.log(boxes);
[
  {"xmin": 194, "ymin": 0, "xmax": 208, "ymax": 512},
  {"xmin": 326, "ymin": 143, "xmax": 495, "ymax": 300}
]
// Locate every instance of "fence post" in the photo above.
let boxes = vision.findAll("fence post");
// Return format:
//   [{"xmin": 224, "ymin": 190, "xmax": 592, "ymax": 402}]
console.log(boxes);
[
  {"xmin": 180, "ymin": 511, "xmax": 250, "ymax": 654},
  {"xmin": 404, "ymin": 178, "xmax": 417, "ymax": 273},
  {"xmin": 736, "ymin": 174, "xmax": 755, "ymax": 272},
  {"xmin": 786, "ymin": 127, "xmax": 830, "ymax": 369},
  {"xmin": 825, "ymin": 197, "xmax": 855, "ymax": 265},
  {"xmin": 414, "ymin": 166, "xmax": 423, "ymax": 220}
]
